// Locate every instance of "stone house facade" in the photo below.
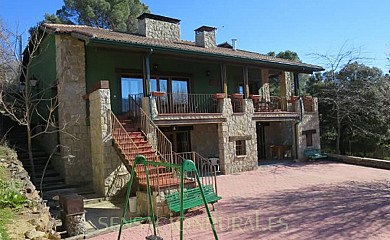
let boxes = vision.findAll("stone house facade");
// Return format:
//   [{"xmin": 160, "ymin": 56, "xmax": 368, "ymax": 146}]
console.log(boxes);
[{"xmin": 28, "ymin": 13, "xmax": 323, "ymax": 197}]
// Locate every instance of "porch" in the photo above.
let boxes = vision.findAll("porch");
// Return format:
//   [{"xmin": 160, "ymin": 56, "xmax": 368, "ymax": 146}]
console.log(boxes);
[{"xmin": 123, "ymin": 92, "xmax": 317, "ymax": 120}]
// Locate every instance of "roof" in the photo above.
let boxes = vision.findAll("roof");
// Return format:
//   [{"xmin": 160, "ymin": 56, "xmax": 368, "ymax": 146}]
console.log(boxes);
[
  {"xmin": 41, "ymin": 23, "xmax": 324, "ymax": 72},
  {"xmin": 195, "ymin": 26, "xmax": 217, "ymax": 32},
  {"xmin": 137, "ymin": 13, "xmax": 181, "ymax": 24}
]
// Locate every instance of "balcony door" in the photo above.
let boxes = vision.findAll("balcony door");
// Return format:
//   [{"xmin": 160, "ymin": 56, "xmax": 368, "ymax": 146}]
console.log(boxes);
[
  {"xmin": 166, "ymin": 131, "xmax": 191, "ymax": 153},
  {"xmin": 121, "ymin": 77, "xmax": 143, "ymax": 113}
]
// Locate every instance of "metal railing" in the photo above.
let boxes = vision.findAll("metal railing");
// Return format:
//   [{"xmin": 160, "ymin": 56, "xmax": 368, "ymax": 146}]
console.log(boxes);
[
  {"xmin": 128, "ymin": 95, "xmax": 173, "ymax": 165},
  {"xmin": 171, "ymin": 151, "xmax": 218, "ymax": 194},
  {"xmin": 155, "ymin": 93, "xmax": 219, "ymax": 114},
  {"xmin": 252, "ymin": 96, "xmax": 295, "ymax": 112},
  {"xmin": 127, "ymin": 93, "xmax": 143, "ymax": 118},
  {"xmin": 231, "ymin": 98, "xmax": 244, "ymax": 113},
  {"xmin": 110, "ymin": 111, "xmax": 145, "ymax": 174},
  {"xmin": 302, "ymin": 96, "xmax": 315, "ymax": 112}
]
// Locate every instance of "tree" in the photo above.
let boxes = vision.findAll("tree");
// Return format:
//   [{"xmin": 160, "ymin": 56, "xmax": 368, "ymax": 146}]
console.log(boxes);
[
  {"xmin": 45, "ymin": 0, "xmax": 150, "ymax": 33},
  {"xmin": 308, "ymin": 53, "xmax": 390, "ymax": 155},
  {"xmin": 0, "ymin": 23, "xmax": 77, "ymax": 181},
  {"xmin": 267, "ymin": 50, "xmax": 301, "ymax": 62},
  {"xmin": 266, "ymin": 50, "xmax": 306, "ymax": 95}
]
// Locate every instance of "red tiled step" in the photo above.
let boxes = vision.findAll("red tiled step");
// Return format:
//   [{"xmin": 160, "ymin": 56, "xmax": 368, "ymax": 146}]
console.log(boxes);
[
  {"xmin": 139, "ymin": 177, "xmax": 196, "ymax": 190},
  {"xmin": 137, "ymin": 172, "xmax": 174, "ymax": 181}
]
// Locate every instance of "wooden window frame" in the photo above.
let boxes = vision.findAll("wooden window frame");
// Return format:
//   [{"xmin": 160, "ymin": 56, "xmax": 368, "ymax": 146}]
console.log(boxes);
[{"xmin": 236, "ymin": 140, "xmax": 246, "ymax": 156}]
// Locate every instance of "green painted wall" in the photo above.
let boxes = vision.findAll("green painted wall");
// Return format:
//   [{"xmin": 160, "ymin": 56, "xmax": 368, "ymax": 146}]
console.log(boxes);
[
  {"xmin": 150, "ymin": 56, "xmax": 221, "ymax": 94},
  {"xmin": 226, "ymin": 65, "xmax": 243, "ymax": 94},
  {"xmin": 85, "ymin": 46, "xmax": 143, "ymax": 114},
  {"xmin": 85, "ymin": 47, "xmax": 223, "ymax": 114},
  {"xmin": 29, "ymin": 34, "xmax": 57, "ymax": 88},
  {"xmin": 28, "ymin": 34, "xmax": 57, "ymax": 123}
]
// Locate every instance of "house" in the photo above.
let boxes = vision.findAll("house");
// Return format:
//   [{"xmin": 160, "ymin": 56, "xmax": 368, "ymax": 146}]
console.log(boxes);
[{"xmin": 26, "ymin": 13, "xmax": 323, "ymax": 200}]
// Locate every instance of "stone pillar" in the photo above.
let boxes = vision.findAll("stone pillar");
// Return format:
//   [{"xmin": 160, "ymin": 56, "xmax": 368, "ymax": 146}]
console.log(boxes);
[
  {"xmin": 89, "ymin": 85, "xmax": 111, "ymax": 195},
  {"xmin": 243, "ymin": 66, "xmax": 249, "ymax": 99},
  {"xmin": 89, "ymin": 82, "xmax": 129, "ymax": 197},
  {"xmin": 260, "ymin": 69, "xmax": 270, "ymax": 101},
  {"xmin": 296, "ymin": 98, "xmax": 321, "ymax": 159},
  {"xmin": 220, "ymin": 63, "xmax": 227, "ymax": 96},
  {"xmin": 218, "ymin": 98, "xmax": 257, "ymax": 174},
  {"xmin": 279, "ymin": 71, "xmax": 291, "ymax": 111},
  {"xmin": 55, "ymin": 35, "xmax": 92, "ymax": 185},
  {"xmin": 59, "ymin": 194, "xmax": 86, "ymax": 237}
]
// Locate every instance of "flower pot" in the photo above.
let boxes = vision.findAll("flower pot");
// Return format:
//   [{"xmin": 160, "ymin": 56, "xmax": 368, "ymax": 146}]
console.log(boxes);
[
  {"xmin": 212, "ymin": 93, "xmax": 225, "ymax": 99},
  {"xmin": 231, "ymin": 93, "xmax": 243, "ymax": 99},
  {"xmin": 288, "ymin": 96, "xmax": 299, "ymax": 103},
  {"xmin": 249, "ymin": 94, "xmax": 260, "ymax": 100},
  {"xmin": 151, "ymin": 91, "xmax": 165, "ymax": 97}
]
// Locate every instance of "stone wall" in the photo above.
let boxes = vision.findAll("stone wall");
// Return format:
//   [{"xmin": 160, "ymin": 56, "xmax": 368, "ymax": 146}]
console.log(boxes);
[
  {"xmin": 297, "ymin": 97, "xmax": 321, "ymax": 159},
  {"xmin": 191, "ymin": 124, "xmax": 219, "ymax": 158},
  {"xmin": 89, "ymin": 88, "xmax": 129, "ymax": 197},
  {"xmin": 218, "ymin": 99, "xmax": 258, "ymax": 174},
  {"xmin": 195, "ymin": 31, "xmax": 216, "ymax": 48},
  {"xmin": 55, "ymin": 35, "xmax": 92, "ymax": 185},
  {"xmin": 328, "ymin": 154, "xmax": 390, "ymax": 170},
  {"xmin": 138, "ymin": 18, "xmax": 180, "ymax": 41}
]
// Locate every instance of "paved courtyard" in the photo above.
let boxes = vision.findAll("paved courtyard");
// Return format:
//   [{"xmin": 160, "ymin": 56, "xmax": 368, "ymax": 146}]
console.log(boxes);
[{"xmin": 89, "ymin": 161, "xmax": 390, "ymax": 240}]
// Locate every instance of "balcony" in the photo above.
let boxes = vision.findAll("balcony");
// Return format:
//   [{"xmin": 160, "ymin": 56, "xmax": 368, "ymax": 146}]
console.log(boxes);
[
  {"xmin": 155, "ymin": 93, "xmax": 220, "ymax": 114},
  {"xmin": 251, "ymin": 95, "xmax": 317, "ymax": 113}
]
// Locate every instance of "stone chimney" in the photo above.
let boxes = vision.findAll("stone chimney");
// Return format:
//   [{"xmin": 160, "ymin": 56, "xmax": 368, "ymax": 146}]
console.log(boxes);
[
  {"xmin": 195, "ymin": 26, "xmax": 217, "ymax": 48},
  {"xmin": 137, "ymin": 13, "xmax": 181, "ymax": 41}
]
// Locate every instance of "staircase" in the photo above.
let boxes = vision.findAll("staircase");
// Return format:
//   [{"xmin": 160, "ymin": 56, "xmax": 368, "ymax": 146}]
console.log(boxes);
[
  {"xmin": 6, "ymin": 124, "xmax": 94, "ymax": 205},
  {"xmin": 111, "ymin": 113, "xmax": 195, "ymax": 192}
]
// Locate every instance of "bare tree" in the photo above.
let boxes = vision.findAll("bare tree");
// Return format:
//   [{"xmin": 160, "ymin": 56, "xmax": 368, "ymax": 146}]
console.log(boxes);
[
  {"xmin": 308, "ymin": 43, "xmax": 389, "ymax": 155},
  {"xmin": 0, "ymin": 22, "xmax": 78, "ymax": 181}
]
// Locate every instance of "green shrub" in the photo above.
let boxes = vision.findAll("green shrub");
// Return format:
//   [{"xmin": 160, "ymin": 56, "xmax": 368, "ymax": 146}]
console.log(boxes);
[
  {"xmin": 0, "ymin": 190, "xmax": 27, "ymax": 208},
  {"xmin": 0, "ymin": 208, "xmax": 12, "ymax": 240}
]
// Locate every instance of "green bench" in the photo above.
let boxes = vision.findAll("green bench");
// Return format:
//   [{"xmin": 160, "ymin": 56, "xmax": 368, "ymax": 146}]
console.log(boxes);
[
  {"xmin": 165, "ymin": 184, "xmax": 222, "ymax": 213},
  {"xmin": 304, "ymin": 148, "xmax": 327, "ymax": 160}
]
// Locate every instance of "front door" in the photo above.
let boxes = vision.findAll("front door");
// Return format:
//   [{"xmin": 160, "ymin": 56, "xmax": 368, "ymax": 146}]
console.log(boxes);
[
  {"xmin": 166, "ymin": 130, "xmax": 191, "ymax": 153},
  {"xmin": 256, "ymin": 122, "xmax": 268, "ymax": 160}
]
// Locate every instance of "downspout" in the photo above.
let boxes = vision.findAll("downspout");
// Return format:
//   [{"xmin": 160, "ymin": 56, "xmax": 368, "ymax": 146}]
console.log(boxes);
[
  {"xmin": 293, "ymin": 72, "xmax": 303, "ymax": 159},
  {"xmin": 145, "ymin": 48, "xmax": 153, "ymax": 120}
]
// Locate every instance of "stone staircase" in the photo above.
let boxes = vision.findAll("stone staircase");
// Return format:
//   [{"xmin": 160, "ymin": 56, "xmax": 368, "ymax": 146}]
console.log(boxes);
[
  {"xmin": 6, "ymin": 125, "xmax": 94, "ymax": 206},
  {"xmin": 111, "ymin": 115, "xmax": 195, "ymax": 192}
]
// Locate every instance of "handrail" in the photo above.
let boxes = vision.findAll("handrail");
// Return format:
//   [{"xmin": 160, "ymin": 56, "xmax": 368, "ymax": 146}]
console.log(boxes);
[
  {"xmin": 128, "ymin": 95, "xmax": 173, "ymax": 165},
  {"xmin": 172, "ymin": 151, "xmax": 218, "ymax": 193},
  {"xmin": 155, "ymin": 93, "xmax": 219, "ymax": 114},
  {"xmin": 110, "ymin": 110, "xmax": 147, "ymax": 176}
]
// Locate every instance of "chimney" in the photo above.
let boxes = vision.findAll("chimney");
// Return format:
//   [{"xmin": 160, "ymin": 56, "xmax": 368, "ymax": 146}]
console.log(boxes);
[
  {"xmin": 195, "ymin": 26, "xmax": 217, "ymax": 48},
  {"xmin": 137, "ymin": 13, "xmax": 181, "ymax": 41},
  {"xmin": 232, "ymin": 39, "xmax": 237, "ymax": 51}
]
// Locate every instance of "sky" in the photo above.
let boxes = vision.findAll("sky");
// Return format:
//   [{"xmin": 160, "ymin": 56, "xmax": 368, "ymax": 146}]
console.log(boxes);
[{"xmin": 1, "ymin": 0, "xmax": 389, "ymax": 72}]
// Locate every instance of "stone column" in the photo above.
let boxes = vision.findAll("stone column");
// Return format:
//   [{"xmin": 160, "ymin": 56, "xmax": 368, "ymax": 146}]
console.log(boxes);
[
  {"xmin": 243, "ymin": 66, "xmax": 249, "ymax": 99},
  {"xmin": 217, "ymin": 98, "xmax": 258, "ymax": 174},
  {"xmin": 89, "ymin": 82, "xmax": 129, "ymax": 197},
  {"xmin": 260, "ymin": 69, "xmax": 270, "ymax": 101},
  {"xmin": 89, "ymin": 84, "xmax": 111, "ymax": 195},
  {"xmin": 55, "ymin": 35, "xmax": 92, "ymax": 185},
  {"xmin": 279, "ymin": 71, "xmax": 291, "ymax": 111}
]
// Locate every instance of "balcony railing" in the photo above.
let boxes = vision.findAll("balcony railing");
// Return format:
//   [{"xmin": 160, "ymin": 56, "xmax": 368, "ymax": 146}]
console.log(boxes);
[
  {"xmin": 302, "ymin": 96, "xmax": 315, "ymax": 112},
  {"xmin": 230, "ymin": 93, "xmax": 244, "ymax": 113},
  {"xmin": 155, "ymin": 93, "xmax": 219, "ymax": 114}
]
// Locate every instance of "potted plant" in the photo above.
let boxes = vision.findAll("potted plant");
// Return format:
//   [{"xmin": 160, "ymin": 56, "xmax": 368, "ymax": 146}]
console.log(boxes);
[
  {"xmin": 212, "ymin": 93, "xmax": 225, "ymax": 99},
  {"xmin": 249, "ymin": 94, "xmax": 260, "ymax": 100},
  {"xmin": 231, "ymin": 93, "xmax": 244, "ymax": 99},
  {"xmin": 151, "ymin": 91, "xmax": 166, "ymax": 97}
]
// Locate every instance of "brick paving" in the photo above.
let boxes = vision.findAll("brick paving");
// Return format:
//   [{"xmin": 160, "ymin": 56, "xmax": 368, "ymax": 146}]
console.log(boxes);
[{"xmin": 89, "ymin": 161, "xmax": 390, "ymax": 240}]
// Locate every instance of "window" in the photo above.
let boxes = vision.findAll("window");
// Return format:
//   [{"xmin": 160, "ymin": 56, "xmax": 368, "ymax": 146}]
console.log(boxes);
[
  {"xmin": 150, "ymin": 78, "xmax": 168, "ymax": 92},
  {"xmin": 121, "ymin": 77, "xmax": 143, "ymax": 112},
  {"xmin": 236, "ymin": 140, "xmax": 246, "ymax": 156},
  {"xmin": 306, "ymin": 133, "xmax": 313, "ymax": 147},
  {"xmin": 302, "ymin": 129, "xmax": 316, "ymax": 147}
]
